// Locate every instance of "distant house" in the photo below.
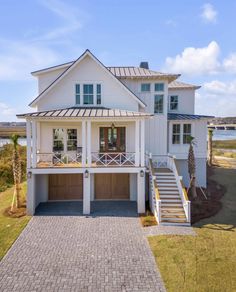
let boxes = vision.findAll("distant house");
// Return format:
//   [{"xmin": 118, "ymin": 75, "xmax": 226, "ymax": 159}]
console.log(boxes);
[{"xmin": 18, "ymin": 50, "xmax": 210, "ymax": 225}]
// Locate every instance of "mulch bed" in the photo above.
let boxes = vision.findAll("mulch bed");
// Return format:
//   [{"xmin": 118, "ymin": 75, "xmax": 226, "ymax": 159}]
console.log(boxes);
[
  {"xmin": 4, "ymin": 204, "xmax": 26, "ymax": 218},
  {"xmin": 188, "ymin": 166, "xmax": 226, "ymax": 224}
]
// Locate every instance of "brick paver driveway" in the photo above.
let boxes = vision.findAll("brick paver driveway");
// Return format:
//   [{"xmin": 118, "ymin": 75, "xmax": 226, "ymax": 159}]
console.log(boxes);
[{"xmin": 0, "ymin": 201, "xmax": 165, "ymax": 292}]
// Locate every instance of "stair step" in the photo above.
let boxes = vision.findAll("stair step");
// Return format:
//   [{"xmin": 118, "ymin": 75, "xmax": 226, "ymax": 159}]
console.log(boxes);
[
  {"xmin": 158, "ymin": 186, "xmax": 178, "ymax": 190},
  {"xmin": 161, "ymin": 202, "xmax": 182, "ymax": 206},
  {"xmin": 155, "ymin": 174, "xmax": 175, "ymax": 178},
  {"xmin": 161, "ymin": 219, "xmax": 188, "ymax": 224},
  {"xmin": 161, "ymin": 214, "xmax": 186, "ymax": 219},
  {"xmin": 159, "ymin": 191, "xmax": 179, "ymax": 194},
  {"xmin": 156, "ymin": 179, "xmax": 176, "ymax": 183},
  {"xmin": 157, "ymin": 182, "xmax": 177, "ymax": 185},
  {"xmin": 160, "ymin": 196, "xmax": 180, "ymax": 199},
  {"xmin": 162, "ymin": 206, "xmax": 184, "ymax": 211}
]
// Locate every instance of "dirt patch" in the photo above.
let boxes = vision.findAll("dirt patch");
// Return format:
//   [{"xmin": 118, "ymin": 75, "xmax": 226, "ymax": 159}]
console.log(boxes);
[
  {"xmin": 189, "ymin": 166, "xmax": 226, "ymax": 224},
  {"xmin": 4, "ymin": 206, "xmax": 26, "ymax": 218},
  {"xmin": 140, "ymin": 209, "xmax": 157, "ymax": 227}
]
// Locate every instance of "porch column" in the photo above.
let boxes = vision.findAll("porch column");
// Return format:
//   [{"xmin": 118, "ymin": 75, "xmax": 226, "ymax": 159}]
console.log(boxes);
[
  {"xmin": 27, "ymin": 173, "xmax": 36, "ymax": 215},
  {"xmin": 140, "ymin": 119, "xmax": 145, "ymax": 167},
  {"xmin": 82, "ymin": 120, "xmax": 86, "ymax": 166},
  {"xmin": 32, "ymin": 120, "xmax": 37, "ymax": 168},
  {"xmin": 26, "ymin": 119, "xmax": 32, "ymax": 169},
  {"xmin": 87, "ymin": 120, "xmax": 91, "ymax": 166},
  {"xmin": 137, "ymin": 172, "xmax": 145, "ymax": 214},
  {"xmin": 135, "ymin": 120, "xmax": 140, "ymax": 166},
  {"xmin": 83, "ymin": 171, "xmax": 91, "ymax": 214}
]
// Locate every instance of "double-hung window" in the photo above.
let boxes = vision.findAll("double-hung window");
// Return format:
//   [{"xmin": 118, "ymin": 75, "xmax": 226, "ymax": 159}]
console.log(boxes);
[
  {"xmin": 53, "ymin": 129, "xmax": 64, "ymax": 152},
  {"xmin": 75, "ymin": 84, "xmax": 80, "ymax": 104},
  {"xmin": 183, "ymin": 124, "xmax": 191, "ymax": 144},
  {"xmin": 170, "ymin": 95, "xmax": 178, "ymax": 111},
  {"xmin": 67, "ymin": 129, "xmax": 77, "ymax": 151},
  {"xmin": 154, "ymin": 94, "xmax": 164, "ymax": 114},
  {"xmin": 141, "ymin": 83, "xmax": 151, "ymax": 92},
  {"xmin": 172, "ymin": 124, "xmax": 181, "ymax": 144},
  {"xmin": 83, "ymin": 84, "xmax": 94, "ymax": 104},
  {"xmin": 155, "ymin": 83, "xmax": 164, "ymax": 92}
]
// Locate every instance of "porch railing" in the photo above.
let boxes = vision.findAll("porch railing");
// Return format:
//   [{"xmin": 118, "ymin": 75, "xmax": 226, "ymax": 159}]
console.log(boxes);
[
  {"xmin": 91, "ymin": 152, "xmax": 135, "ymax": 167},
  {"xmin": 35, "ymin": 152, "xmax": 82, "ymax": 167}
]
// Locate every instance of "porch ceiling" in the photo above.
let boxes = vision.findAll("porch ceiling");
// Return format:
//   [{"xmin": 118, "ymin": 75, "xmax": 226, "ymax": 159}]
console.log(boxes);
[{"xmin": 17, "ymin": 107, "xmax": 152, "ymax": 119}]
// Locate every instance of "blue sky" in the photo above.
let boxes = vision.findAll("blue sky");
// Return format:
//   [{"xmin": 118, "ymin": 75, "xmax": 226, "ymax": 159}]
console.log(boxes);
[{"xmin": 0, "ymin": 0, "xmax": 236, "ymax": 120}]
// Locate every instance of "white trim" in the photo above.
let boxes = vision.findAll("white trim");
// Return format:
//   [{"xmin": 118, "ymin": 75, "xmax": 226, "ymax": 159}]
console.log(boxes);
[
  {"xmin": 135, "ymin": 120, "xmax": 140, "ymax": 166},
  {"xmin": 82, "ymin": 120, "xmax": 86, "ymax": 166},
  {"xmin": 26, "ymin": 120, "xmax": 32, "ymax": 169},
  {"xmin": 32, "ymin": 120, "xmax": 37, "ymax": 168},
  {"xmin": 87, "ymin": 120, "xmax": 91, "ymax": 166},
  {"xmin": 140, "ymin": 119, "xmax": 145, "ymax": 167}
]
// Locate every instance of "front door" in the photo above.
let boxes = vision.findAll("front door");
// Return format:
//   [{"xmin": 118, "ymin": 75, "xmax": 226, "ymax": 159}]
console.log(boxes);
[{"xmin": 99, "ymin": 127, "xmax": 126, "ymax": 152}]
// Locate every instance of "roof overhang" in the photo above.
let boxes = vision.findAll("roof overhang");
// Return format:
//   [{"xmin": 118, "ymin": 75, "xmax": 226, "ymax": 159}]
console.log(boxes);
[{"xmin": 168, "ymin": 113, "xmax": 214, "ymax": 121}]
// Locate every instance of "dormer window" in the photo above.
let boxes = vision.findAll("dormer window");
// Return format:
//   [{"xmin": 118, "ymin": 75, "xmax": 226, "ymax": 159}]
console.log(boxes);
[
  {"xmin": 75, "ymin": 83, "xmax": 101, "ymax": 105},
  {"xmin": 83, "ymin": 84, "xmax": 94, "ymax": 104}
]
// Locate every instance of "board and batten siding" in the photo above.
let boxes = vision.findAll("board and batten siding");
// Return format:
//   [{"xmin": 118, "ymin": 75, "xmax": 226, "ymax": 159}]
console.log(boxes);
[
  {"xmin": 168, "ymin": 88, "xmax": 195, "ymax": 115},
  {"xmin": 36, "ymin": 55, "xmax": 139, "ymax": 112}
]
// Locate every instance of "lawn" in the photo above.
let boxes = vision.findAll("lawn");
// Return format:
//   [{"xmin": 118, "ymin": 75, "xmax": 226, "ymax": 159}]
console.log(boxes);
[
  {"xmin": 0, "ymin": 182, "xmax": 31, "ymax": 260},
  {"xmin": 148, "ymin": 166, "xmax": 236, "ymax": 292}
]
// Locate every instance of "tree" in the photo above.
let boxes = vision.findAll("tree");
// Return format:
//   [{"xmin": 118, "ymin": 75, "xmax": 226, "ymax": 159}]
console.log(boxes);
[
  {"xmin": 10, "ymin": 134, "xmax": 22, "ymax": 211},
  {"xmin": 188, "ymin": 136, "xmax": 197, "ymax": 199},
  {"xmin": 208, "ymin": 129, "xmax": 214, "ymax": 166}
]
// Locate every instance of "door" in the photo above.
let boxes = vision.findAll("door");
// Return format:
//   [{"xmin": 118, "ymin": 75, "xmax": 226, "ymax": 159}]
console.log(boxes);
[
  {"xmin": 99, "ymin": 127, "xmax": 126, "ymax": 152},
  {"xmin": 49, "ymin": 174, "xmax": 83, "ymax": 200},
  {"xmin": 95, "ymin": 173, "xmax": 130, "ymax": 200}
]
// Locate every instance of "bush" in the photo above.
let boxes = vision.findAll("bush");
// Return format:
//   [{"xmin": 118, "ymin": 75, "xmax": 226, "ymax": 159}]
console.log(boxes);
[{"xmin": 0, "ymin": 143, "xmax": 26, "ymax": 192}]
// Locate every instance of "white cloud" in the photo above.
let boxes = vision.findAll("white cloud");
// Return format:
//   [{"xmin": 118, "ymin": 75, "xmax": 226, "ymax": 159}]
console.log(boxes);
[
  {"xmin": 223, "ymin": 53, "xmax": 236, "ymax": 73},
  {"xmin": 201, "ymin": 3, "xmax": 218, "ymax": 23},
  {"xmin": 203, "ymin": 80, "xmax": 236, "ymax": 96},
  {"xmin": 0, "ymin": 102, "xmax": 17, "ymax": 118},
  {"xmin": 164, "ymin": 41, "xmax": 220, "ymax": 75}
]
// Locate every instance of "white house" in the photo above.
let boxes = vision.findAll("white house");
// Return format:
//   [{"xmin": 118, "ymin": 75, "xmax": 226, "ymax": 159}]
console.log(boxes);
[{"xmin": 18, "ymin": 50, "xmax": 211, "ymax": 225}]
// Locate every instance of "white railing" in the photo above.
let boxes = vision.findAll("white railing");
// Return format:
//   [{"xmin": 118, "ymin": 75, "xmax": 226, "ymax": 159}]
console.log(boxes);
[
  {"xmin": 36, "ymin": 152, "xmax": 82, "ymax": 167},
  {"xmin": 167, "ymin": 154, "xmax": 191, "ymax": 223},
  {"xmin": 148, "ymin": 158, "xmax": 161, "ymax": 224},
  {"xmin": 91, "ymin": 152, "xmax": 135, "ymax": 167}
]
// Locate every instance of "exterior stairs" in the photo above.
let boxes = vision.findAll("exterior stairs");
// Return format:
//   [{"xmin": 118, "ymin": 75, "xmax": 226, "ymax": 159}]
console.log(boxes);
[{"xmin": 155, "ymin": 168, "xmax": 189, "ymax": 225}]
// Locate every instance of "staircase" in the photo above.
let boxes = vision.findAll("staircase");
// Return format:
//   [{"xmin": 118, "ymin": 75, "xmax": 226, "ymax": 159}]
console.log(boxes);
[{"xmin": 155, "ymin": 168, "xmax": 189, "ymax": 225}]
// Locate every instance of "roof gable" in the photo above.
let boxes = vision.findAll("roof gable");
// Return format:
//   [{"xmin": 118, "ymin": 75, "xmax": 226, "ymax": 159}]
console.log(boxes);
[{"xmin": 29, "ymin": 50, "xmax": 146, "ymax": 108}]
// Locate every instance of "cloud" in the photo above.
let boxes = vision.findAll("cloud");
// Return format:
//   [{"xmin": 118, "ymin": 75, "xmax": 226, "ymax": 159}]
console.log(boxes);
[
  {"xmin": 165, "ymin": 19, "xmax": 177, "ymax": 27},
  {"xmin": 195, "ymin": 80, "xmax": 236, "ymax": 117},
  {"xmin": 164, "ymin": 41, "xmax": 220, "ymax": 75},
  {"xmin": 201, "ymin": 3, "xmax": 218, "ymax": 23},
  {"xmin": 0, "ymin": 102, "xmax": 17, "ymax": 117},
  {"xmin": 223, "ymin": 53, "xmax": 236, "ymax": 73}
]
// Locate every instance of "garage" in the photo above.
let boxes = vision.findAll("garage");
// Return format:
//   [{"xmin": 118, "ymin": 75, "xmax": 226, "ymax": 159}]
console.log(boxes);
[
  {"xmin": 95, "ymin": 173, "xmax": 130, "ymax": 200},
  {"xmin": 49, "ymin": 174, "xmax": 83, "ymax": 200}
]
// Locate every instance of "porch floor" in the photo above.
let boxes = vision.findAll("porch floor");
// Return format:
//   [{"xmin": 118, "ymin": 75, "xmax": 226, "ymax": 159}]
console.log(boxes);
[{"xmin": 35, "ymin": 201, "xmax": 138, "ymax": 217}]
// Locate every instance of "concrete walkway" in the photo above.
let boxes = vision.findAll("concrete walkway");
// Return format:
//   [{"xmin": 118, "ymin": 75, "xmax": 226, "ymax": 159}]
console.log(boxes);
[{"xmin": 0, "ymin": 202, "xmax": 165, "ymax": 292}]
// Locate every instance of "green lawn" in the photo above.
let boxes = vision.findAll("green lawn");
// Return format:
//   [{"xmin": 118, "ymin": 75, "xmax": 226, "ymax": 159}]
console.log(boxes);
[
  {"xmin": 149, "ymin": 167, "xmax": 236, "ymax": 292},
  {"xmin": 0, "ymin": 182, "xmax": 31, "ymax": 260}
]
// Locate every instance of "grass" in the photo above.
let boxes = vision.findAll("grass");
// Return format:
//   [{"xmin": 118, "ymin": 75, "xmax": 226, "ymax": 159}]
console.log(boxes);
[
  {"xmin": 149, "ymin": 226, "xmax": 236, "ymax": 292},
  {"xmin": 140, "ymin": 209, "xmax": 157, "ymax": 227},
  {"xmin": 213, "ymin": 139, "xmax": 236, "ymax": 149},
  {"xmin": 0, "ymin": 182, "xmax": 31, "ymax": 260},
  {"xmin": 213, "ymin": 149, "xmax": 236, "ymax": 159}
]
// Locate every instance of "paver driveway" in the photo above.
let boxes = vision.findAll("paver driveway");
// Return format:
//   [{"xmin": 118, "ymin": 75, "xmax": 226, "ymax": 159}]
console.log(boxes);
[{"xmin": 0, "ymin": 201, "xmax": 165, "ymax": 292}]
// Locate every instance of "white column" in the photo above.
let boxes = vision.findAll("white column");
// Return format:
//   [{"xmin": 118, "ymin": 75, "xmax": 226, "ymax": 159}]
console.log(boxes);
[
  {"xmin": 27, "ymin": 173, "xmax": 36, "ymax": 215},
  {"xmin": 135, "ymin": 120, "xmax": 140, "ymax": 167},
  {"xmin": 26, "ymin": 120, "xmax": 32, "ymax": 169},
  {"xmin": 83, "ymin": 172, "xmax": 91, "ymax": 214},
  {"xmin": 137, "ymin": 173, "xmax": 145, "ymax": 214},
  {"xmin": 140, "ymin": 119, "xmax": 145, "ymax": 167},
  {"xmin": 32, "ymin": 120, "xmax": 37, "ymax": 168},
  {"xmin": 87, "ymin": 120, "xmax": 91, "ymax": 166},
  {"xmin": 82, "ymin": 120, "xmax": 86, "ymax": 166}
]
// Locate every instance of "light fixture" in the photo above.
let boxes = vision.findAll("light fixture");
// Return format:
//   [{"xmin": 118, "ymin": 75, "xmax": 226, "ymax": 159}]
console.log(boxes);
[
  {"xmin": 27, "ymin": 171, "xmax": 32, "ymax": 179},
  {"xmin": 140, "ymin": 170, "xmax": 145, "ymax": 177},
  {"xmin": 84, "ymin": 169, "xmax": 89, "ymax": 178},
  {"xmin": 111, "ymin": 123, "xmax": 115, "ymax": 130}
]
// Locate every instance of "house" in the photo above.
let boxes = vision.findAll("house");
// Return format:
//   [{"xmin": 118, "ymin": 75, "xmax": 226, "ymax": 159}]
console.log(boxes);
[{"xmin": 18, "ymin": 49, "xmax": 210, "ymax": 225}]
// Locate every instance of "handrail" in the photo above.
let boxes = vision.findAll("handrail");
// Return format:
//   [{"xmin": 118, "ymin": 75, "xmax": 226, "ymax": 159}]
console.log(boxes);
[
  {"xmin": 149, "ymin": 158, "xmax": 160, "ymax": 200},
  {"xmin": 180, "ymin": 179, "xmax": 189, "ymax": 201}
]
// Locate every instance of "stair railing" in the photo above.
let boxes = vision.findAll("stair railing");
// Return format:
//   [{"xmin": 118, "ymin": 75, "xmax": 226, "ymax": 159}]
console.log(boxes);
[
  {"xmin": 167, "ymin": 154, "xmax": 191, "ymax": 223},
  {"xmin": 148, "ymin": 157, "xmax": 161, "ymax": 223}
]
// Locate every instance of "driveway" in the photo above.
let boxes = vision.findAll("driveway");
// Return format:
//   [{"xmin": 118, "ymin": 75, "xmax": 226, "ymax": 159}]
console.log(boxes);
[{"xmin": 0, "ymin": 202, "xmax": 165, "ymax": 292}]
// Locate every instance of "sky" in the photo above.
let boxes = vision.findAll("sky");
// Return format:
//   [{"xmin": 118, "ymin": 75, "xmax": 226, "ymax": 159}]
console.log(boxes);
[{"xmin": 0, "ymin": 0, "xmax": 236, "ymax": 121}]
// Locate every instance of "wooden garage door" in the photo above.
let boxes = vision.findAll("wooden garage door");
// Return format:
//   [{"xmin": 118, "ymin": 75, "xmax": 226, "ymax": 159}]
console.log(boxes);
[
  {"xmin": 95, "ymin": 173, "xmax": 129, "ymax": 200},
  {"xmin": 49, "ymin": 174, "xmax": 83, "ymax": 200}
]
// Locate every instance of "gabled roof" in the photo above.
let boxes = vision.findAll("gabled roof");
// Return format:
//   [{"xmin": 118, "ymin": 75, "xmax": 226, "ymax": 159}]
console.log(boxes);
[
  {"xmin": 17, "ymin": 107, "xmax": 152, "ymax": 119},
  {"xmin": 29, "ymin": 50, "xmax": 146, "ymax": 108},
  {"xmin": 168, "ymin": 113, "xmax": 214, "ymax": 121},
  {"xmin": 168, "ymin": 81, "xmax": 201, "ymax": 90}
]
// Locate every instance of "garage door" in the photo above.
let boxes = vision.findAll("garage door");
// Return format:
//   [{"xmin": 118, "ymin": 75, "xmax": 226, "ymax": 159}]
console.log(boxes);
[
  {"xmin": 49, "ymin": 174, "xmax": 83, "ymax": 200},
  {"xmin": 95, "ymin": 173, "xmax": 129, "ymax": 200}
]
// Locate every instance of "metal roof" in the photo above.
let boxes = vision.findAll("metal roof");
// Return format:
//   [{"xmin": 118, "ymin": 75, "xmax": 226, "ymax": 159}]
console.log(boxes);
[
  {"xmin": 168, "ymin": 113, "xmax": 213, "ymax": 121},
  {"xmin": 17, "ymin": 107, "xmax": 152, "ymax": 119},
  {"xmin": 168, "ymin": 81, "xmax": 201, "ymax": 90}
]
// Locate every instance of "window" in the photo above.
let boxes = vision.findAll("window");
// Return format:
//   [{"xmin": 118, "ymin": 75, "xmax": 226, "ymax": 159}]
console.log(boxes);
[
  {"xmin": 172, "ymin": 124, "xmax": 181, "ymax": 144},
  {"xmin": 67, "ymin": 129, "xmax": 77, "ymax": 151},
  {"xmin": 141, "ymin": 83, "xmax": 151, "ymax": 92},
  {"xmin": 183, "ymin": 124, "xmax": 191, "ymax": 144},
  {"xmin": 99, "ymin": 127, "xmax": 126, "ymax": 152},
  {"xmin": 83, "ymin": 84, "xmax": 93, "ymax": 104},
  {"xmin": 154, "ymin": 94, "xmax": 164, "ymax": 114},
  {"xmin": 97, "ymin": 84, "xmax": 101, "ymax": 104},
  {"xmin": 53, "ymin": 129, "xmax": 64, "ymax": 152},
  {"xmin": 75, "ymin": 84, "xmax": 80, "ymax": 104},
  {"xmin": 170, "ymin": 95, "xmax": 178, "ymax": 111},
  {"xmin": 155, "ymin": 83, "xmax": 164, "ymax": 92}
]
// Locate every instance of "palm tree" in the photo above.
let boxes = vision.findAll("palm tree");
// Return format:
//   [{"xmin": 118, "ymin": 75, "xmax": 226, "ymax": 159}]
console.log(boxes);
[
  {"xmin": 10, "ymin": 134, "xmax": 22, "ymax": 211},
  {"xmin": 188, "ymin": 136, "xmax": 197, "ymax": 199},
  {"xmin": 208, "ymin": 129, "xmax": 214, "ymax": 166}
]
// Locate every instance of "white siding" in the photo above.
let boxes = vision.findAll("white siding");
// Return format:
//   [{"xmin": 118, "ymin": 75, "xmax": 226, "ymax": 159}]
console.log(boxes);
[
  {"xmin": 168, "ymin": 88, "xmax": 195, "ymax": 114},
  {"xmin": 36, "ymin": 55, "xmax": 139, "ymax": 112}
]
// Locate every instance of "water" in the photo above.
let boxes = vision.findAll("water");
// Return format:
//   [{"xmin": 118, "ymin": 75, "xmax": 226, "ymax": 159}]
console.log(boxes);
[
  {"xmin": 0, "ymin": 138, "xmax": 26, "ymax": 148},
  {"xmin": 213, "ymin": 130, "xmax": 236, "ymax": 141}
]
